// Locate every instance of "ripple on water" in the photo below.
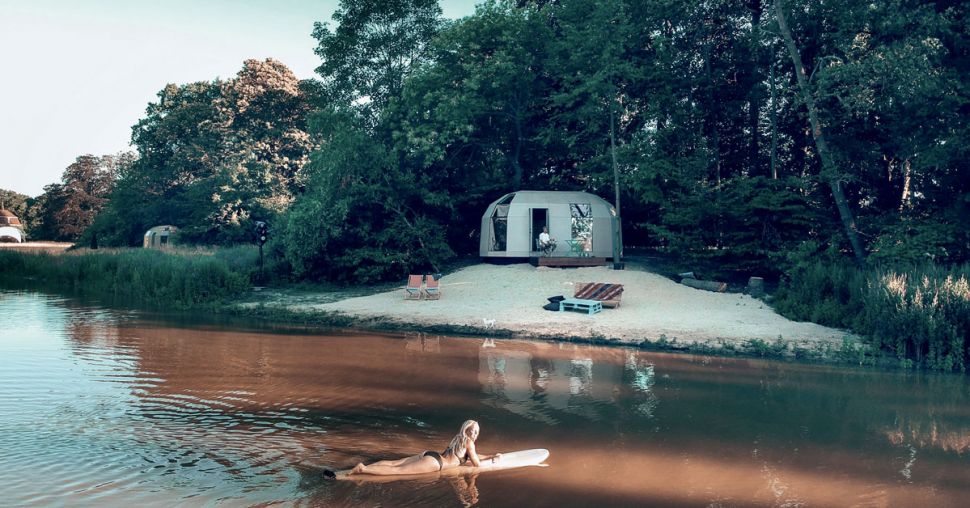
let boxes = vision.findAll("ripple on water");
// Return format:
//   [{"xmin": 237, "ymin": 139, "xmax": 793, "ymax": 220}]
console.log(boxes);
[
  {"xmin": 0, "ymin": 294, "xmax": 310, "ymax": 505},
  {"xmin": 3, "ymin": 290, "xmax": 970, "ymax": 507}
]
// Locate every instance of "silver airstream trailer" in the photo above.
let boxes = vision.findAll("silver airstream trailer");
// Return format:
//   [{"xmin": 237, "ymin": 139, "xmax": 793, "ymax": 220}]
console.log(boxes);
[{"xmin": 143, "ymin": 225, "xmax": 179, "ymax": 249}]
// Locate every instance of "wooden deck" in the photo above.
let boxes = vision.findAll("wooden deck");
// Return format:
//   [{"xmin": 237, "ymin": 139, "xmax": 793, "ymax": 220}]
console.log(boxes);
[{"xmin": 529, "ymin": 256, "xmax": 609, "ymax": 267}]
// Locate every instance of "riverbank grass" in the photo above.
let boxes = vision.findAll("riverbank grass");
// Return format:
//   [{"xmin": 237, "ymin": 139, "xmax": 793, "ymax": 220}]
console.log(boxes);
[
  {"xmin": 774, "ymin": 262, "xmax": 970, "ymax": 372},
  {"xmin": 0, "ymin": 247, "xmax": 253, "ymax": 309}
]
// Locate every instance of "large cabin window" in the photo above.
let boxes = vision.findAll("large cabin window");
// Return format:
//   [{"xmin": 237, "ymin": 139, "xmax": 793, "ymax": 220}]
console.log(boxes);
[
  {"xmin": 489, "ymin": 204, "xmax": 509, "ymax": 251},
  {"xmin": 570, "ymin": 203, "xmax": 592, "ymax": 252}
]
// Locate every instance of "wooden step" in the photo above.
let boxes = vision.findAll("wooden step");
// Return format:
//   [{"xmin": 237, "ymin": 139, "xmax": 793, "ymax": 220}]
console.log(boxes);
[{"xmin": 529, "ymin": 256, "xmax": 608, "ymax": 268}]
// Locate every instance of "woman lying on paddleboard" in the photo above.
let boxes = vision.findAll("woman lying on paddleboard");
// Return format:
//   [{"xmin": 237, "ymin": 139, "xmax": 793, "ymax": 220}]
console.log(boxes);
[{"xmin": 346, "ymin": 420, "xmax": 502, "ymax": 476}]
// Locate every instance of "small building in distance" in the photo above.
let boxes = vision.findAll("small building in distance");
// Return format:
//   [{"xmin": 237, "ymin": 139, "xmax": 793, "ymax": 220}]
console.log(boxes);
[
  {"xmin": 0, "ymin": 209, "xmax": 25, "ymax": 243},
  {"xmin": 143, "ymin": 225, "xmax": 179, "ymax": 249},
  {"xmin": 479, "ymin": 190, "xmax": 617, "ymax": 259}
]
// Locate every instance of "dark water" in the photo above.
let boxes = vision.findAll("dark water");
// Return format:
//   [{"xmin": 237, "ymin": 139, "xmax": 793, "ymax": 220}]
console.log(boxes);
[{"xmin": 1, "ymin": 291, "xmax": 969, "ymax": 507}]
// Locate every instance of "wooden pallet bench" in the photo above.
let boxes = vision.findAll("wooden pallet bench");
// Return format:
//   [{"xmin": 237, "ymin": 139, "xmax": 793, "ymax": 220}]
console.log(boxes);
[
  {"xmin": 558, "ymin": 298, "xmax": 603, "ymax": 315},
  {"xmin": 574, "ymin": 282, "xmax": 624, "ymax": 308}
]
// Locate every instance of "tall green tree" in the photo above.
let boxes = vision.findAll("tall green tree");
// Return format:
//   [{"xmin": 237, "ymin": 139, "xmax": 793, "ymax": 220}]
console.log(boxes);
[
  {"xmin": 312, "ymin": 0, "xmax": 443, "ymax": 126},
  {"xmin": 277, "ymin": 109, "xmax": 453, "ymax": 282},
  {"xmin": 393, "ymin": 1, "xmax": 552, "ymax": 188},
  {"xmin": 94, "ymin": 59, "xmax": 315, "ymax": 246},
  {"xmin": 203, "ymin": 59, "xmax": 317, "ymax": 236},
  {"xmin": 805, "ymin": 0, "xmax": 969, "ymax": 263},
  {"xmin": 542, "ymin": 0, "xmax": 653, "ymax": 258},
  {"xmin": 774, "ymin": 0, "xmax": 867, "ymax": 264}
]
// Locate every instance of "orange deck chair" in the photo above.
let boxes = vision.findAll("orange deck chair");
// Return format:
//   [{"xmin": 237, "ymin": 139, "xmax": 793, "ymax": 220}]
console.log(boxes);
[
  {"xmin": 423, "ymin": 274, "xmax": 441, "ymax": 300},
  {"xmin": 404, "ymin": 274, "xmax": 423, "ymax": 300}
]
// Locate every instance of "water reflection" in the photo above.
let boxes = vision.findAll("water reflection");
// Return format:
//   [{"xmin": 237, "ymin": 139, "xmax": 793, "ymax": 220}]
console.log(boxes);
[
  {"xmin": 473, "ymin": 341, "xmax": 666, "ymax": 435},
  {"xmin": 448, "ymin": 473, "xmax": 480, "ymax": 507},
  {"xmin": 2, "ymin": 290, "xmax": 970, "ymax": 507}
]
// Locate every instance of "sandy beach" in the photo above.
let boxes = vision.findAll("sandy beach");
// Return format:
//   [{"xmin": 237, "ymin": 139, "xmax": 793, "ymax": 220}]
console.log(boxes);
[{"xmin": 294, "ymin": 263, "xmax": 855, "ymax": 353}]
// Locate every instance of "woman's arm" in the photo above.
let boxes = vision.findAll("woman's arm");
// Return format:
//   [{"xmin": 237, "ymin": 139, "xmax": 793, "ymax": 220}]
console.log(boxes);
[
  {"xmin": 466, "ymin": 440, "xmax": 482, "ymax": 467},
  {"xmin": 466, "ymin": 442, "xmax": 502, "ymax": 466}
]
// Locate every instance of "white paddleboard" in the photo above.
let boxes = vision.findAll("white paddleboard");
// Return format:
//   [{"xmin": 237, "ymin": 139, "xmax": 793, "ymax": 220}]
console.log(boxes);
[{"xmin": 326, "ymin": 448, "xmax": 549, "ymax": 481}]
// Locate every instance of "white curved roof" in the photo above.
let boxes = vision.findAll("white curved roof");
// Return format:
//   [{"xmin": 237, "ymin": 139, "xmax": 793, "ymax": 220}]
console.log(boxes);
[
  {"xmin": 498, "ymin": 190, "xmax": 613, "ymax": 207},
  {"xmin": 0, "ymin": 226, "xmax": 24, "ymax": 242}
]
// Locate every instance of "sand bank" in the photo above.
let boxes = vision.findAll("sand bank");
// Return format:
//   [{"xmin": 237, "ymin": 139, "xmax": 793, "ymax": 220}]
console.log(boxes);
[{"xmin": 294, "ymin": 263, "xmax": 854, "ymax": 353}]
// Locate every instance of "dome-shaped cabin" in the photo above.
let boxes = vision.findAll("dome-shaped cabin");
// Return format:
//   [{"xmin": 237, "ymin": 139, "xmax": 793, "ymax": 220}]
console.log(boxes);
[
  {"xmin": 0, "ymin": 209, "xmax": 25, "ymax": 243},
  {"xmin": 480, "ymin": 191, "xmax": 617, "ymax": 259}
]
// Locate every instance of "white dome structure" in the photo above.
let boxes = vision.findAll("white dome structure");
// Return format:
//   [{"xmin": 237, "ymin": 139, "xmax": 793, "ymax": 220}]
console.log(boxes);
[
  {"xmin": 0, "ymin": 209, "xmax": 24, "ymax": 243},
  {"xmin": 479, "ymin": 190, "xmax": 617, "ymax": 259}
]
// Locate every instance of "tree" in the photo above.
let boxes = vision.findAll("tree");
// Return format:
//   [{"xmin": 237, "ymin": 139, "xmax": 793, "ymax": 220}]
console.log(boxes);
[
  {"xmin": 806, "ymin": 0, "xmax": 969, "ymax": 263},
  {"xmin": 392, "ymin": 1, "xmax": 553, "ymax": 189},
  {"xmin": 773, "ymin": 0, "xmax": 867, "ymax": 264},
  {"xmin": 94, "ymin": 59, "xmax": 315, "ymax": 246},
  {"xmin": 49, "ymin": 154, "xmax": 127, "ymax": 240},
  {"xmin": 312, "ymin": 0, "xmax": 443, "ymax": 125},
  {"xmin": 543, "ymin": 0, "xmax": 649, "ymax": 261},
  {"xmin": 277, "ymin": 109, "xmax": 453, "ymax": 282},
  {"xmin": 221, "ymin": 58, "xmax": 316, "ymax": 213}
]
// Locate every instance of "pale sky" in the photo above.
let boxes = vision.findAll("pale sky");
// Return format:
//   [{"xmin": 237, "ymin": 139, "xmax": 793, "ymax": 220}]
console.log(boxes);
[{"xmin": 0, "ymin": 0, "xmax": 479, "ymax": 197}]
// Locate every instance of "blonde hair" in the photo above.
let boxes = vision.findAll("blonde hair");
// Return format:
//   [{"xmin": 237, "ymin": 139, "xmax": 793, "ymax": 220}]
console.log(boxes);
[{"xmin": 446, "ymin": 420, "xmax": 479, "ymax": 459}]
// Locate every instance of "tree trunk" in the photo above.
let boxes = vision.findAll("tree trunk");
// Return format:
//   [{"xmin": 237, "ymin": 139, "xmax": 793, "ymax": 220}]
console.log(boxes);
[
  {"xmin": 511, "ymin": 106, "xmax": 524, "ymax": 189},
  {"xmin": 703, "ymin": 45, "xmax": 723, "ymax": 187},
  {"xmin": 899, "ymin": 157, "xmax": 912, "ymax": 213},
  {"xmin": 748, "ymin": 0, "xmax": 763, "ymax": 177},
  {"xmin": 681, "ymin": 278, "xmax": 728, "ymax": 293},
  {"xmin": 769, "ymin": 63, "xmax": 778, "ymax": 179},
  {"xmin": 609, "ymin": 100, "xmax": 623, "ymax": 266},
  {"xmin": 774, "ymin": 0, "xmax": 866, "ymax": 265}
]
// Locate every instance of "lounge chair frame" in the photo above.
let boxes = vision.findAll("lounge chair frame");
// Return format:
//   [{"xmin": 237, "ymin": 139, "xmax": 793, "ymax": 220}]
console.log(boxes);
[{"xmin": 404, "ymin": 274, "xmax": 424, "ymax": 300}]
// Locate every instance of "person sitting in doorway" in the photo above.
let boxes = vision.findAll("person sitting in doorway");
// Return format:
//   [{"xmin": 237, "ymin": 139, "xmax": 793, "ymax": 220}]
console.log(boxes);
[{"xmin": 538, "ymin": 227, "xmax": 556, "ymax": 256}]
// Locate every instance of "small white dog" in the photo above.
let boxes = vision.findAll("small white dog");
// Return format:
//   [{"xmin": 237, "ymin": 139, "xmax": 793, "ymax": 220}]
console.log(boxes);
[{"xmin": 482, "ymin": 318, "xmax": 496, "ymax": 329}]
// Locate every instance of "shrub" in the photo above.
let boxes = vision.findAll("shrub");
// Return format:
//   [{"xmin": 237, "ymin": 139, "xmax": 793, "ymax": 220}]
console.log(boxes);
[
  {"xmin": 0, "ymin": 247, "xmax": 252, "ymax": 309},
  {"xmin": 774, "ymin": 260, "xmax": 970, "ymax": 372}
]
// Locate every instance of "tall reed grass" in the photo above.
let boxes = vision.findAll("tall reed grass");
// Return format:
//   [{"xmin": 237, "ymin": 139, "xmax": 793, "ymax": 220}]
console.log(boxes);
[
  {"xmin": 774, "ymin": 261, "xmax": 970, "ymax": 371},
  {"xmin": 0, "ymin": 246, "xmax": 255, "ymax": 309}
]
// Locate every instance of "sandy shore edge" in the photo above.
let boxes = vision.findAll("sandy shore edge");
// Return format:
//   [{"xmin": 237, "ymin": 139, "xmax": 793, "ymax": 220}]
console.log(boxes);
[{"xmin": 244, "ymin": 263, "xmax": 862, "ymax": 361}]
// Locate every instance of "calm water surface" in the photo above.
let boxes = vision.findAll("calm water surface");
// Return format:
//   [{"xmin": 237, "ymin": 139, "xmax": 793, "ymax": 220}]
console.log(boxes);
[{"xmin": 1, "ymin": 290, "xmax": 969, "ymax": 507}]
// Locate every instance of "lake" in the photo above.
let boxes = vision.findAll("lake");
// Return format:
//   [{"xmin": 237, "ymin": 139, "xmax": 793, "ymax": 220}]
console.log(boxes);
[{"xmin": 1, "ymin": 290, "xmax": 968, "ymax": 506}]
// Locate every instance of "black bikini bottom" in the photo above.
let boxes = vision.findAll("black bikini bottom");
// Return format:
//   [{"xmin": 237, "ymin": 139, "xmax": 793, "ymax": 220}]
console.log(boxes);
[{"xmin": 423, "ymin": 450, "xmax": 443, "ymax": 470}]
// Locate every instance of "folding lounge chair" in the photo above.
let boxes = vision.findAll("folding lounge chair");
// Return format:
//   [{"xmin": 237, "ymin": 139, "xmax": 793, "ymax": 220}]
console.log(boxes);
[
  {"xmin": 423, "ymin": 274, "xmax": 441, "ymax": 300},
  {"xmin": 404, "ymin": 274, "xmax": 423, "ymax": 300},
  {"xmin": 574, "ymin": 282, "xmax": 624, "ymax": 308}
]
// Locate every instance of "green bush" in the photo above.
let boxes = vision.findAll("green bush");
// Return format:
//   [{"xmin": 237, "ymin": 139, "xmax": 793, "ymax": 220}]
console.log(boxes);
[
  {"xmin": 775, "ymin": 260, "xmax": 970, "ymax": 372},
  {"xmin": 0, "ymin": 247, "xmax": 253, "ymax": 310}
]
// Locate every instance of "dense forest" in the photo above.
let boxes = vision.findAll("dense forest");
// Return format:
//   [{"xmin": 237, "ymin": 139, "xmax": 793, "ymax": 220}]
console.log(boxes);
[
  {"xmin": 3, "ymin": 0, "xmax": 968, "ymax": 370},
  {"xmin": 7, "ymin": 0, "xmax": 966, "ymax": 279}
]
